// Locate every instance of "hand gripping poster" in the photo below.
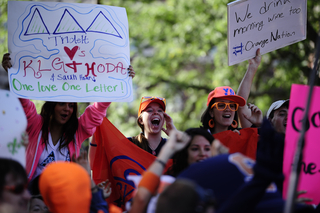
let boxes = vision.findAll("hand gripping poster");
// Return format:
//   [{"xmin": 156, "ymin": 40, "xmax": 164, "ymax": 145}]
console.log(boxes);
[{"xmin": 8, "ymin": 1, "xmax": 132, "ymax": 102}]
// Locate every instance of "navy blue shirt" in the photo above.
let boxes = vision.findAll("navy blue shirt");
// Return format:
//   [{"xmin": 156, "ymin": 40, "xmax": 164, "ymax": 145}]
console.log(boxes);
[{"xmin": 178, "ymin": 153, "xmax": 312, "ymax": 213}]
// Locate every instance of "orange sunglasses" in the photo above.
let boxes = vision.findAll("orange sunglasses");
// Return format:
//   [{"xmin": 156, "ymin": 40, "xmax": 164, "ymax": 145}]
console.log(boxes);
[{"xmin": 210, "ymin": 102, "xmax": 239, "ymax": 111}]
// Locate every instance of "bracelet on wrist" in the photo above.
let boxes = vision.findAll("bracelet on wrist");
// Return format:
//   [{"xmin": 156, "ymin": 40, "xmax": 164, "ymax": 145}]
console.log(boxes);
[{"xmin": 155, "ymin": 158, "xmax": 166, "ymax": 168}]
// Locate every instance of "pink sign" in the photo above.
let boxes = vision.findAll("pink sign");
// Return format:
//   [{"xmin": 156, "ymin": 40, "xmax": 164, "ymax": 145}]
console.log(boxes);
[{"xmin": 283, "ymin": 84, "xmax": 320, "ymax": 204}]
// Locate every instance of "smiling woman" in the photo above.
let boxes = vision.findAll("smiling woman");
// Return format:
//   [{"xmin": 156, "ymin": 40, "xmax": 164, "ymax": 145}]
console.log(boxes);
[
  {"xmin": 201, "ymin": 86, "xmax": 245, "ymax": 134},
  {"xmin": 127, "ymin": 96, "xmax": 176, "ymax": 156},
  {"xmin": 21, "ymin": 99, "xmax": 111, "ymax": 183},
  {"xmin": 166, "ymin": 128, "xmax": 215, "ymax": 177},
  {"xmin": 2, "ymin": 53, "xmax": 135, "ymax": 184},
  {"xmin": 200, "ymin": 86, "xmax": 260, "ymax": 160}
]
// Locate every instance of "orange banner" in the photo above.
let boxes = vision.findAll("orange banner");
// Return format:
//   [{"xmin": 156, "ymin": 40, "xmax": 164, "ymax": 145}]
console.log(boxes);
[{"xmin": 90, "ymin": 117, "xmax": 171, "ymax": 210}]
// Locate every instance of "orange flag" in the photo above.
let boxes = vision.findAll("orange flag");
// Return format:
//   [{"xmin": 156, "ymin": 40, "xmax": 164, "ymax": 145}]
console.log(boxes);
[
  {"xmin": 213, "ymin": 128, "xmax": 259, "ymax": 160},
  {"xmin": 90, "ymin": 117, "xmax": 171, "ymax": 211}
]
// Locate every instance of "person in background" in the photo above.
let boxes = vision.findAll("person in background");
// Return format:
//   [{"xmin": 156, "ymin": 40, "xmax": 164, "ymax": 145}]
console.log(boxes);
[
  {"xmin": 28, "ymin": 195, "xmax": 49, "ymax": 213},
  {"xmin": 166, "ymin": 127, "xmax": 228, "ymax": 177},
  {"xmin": 26, "ymin": 175, "xmax": 50, "ymax": 213},
  {"xmin": 129, "ymin": 128, "xmax": 227, "ymax": 213},
  {"xmin": 156, "ymin": 179, "xmax": 216, "ymax": 213},
  {"xmin": 0, "ymin": 158, "xmax": 31, "ymax": 213},
  {"xmin": 265, "ymin": 100, "xmax": 289, "ymax": 135},
  {"xmin": 39, "ymin": 151, "xmax": 110, "ymax": 213},
  {"xmin": 178, "ymin": 119, "xmax": 315, "ymax": 213}
]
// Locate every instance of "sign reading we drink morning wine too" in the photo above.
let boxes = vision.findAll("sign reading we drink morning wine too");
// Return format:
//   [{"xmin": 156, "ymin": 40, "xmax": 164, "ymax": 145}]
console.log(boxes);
[
  {"xmin": 228, "ymin": 0, "xmax": 306, "ymax": 66},
  {"xmin": 8, "ymin": 1, "xmax": 132, "ymax": 102}
]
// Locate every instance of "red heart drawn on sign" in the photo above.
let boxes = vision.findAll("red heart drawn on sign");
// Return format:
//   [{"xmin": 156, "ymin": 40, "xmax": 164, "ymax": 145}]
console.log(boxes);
[{"xmin": 64, "ymin": 46, "xmax": 79, "ymax": 60}]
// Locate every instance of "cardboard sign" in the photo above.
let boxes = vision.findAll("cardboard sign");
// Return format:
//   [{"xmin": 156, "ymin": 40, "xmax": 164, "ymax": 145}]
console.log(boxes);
[
  {"xmin": 0, "ymin": 89, "xmax": 27, "ymax": 167},
  {"xmin": 228, "ymin": 0, "xmax": 306, "ymax": 66},
  {"xmin": 8, "ymin": 1, "xmax": 132, "ymax": 102},
  {"xmin": 283, "ymin": 84, "xmax": 320, "ymax": 204}
]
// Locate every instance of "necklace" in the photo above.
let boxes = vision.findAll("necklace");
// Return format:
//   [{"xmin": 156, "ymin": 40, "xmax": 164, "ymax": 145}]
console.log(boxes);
[{"xmin": 148, "ymin": 142, "xmax": 159, "ymax": 156}]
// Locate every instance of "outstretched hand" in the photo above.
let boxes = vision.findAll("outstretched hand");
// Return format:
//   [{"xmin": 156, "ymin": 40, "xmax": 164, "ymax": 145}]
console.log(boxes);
[
  {"xmin": 248, "ymin": 48, "xmax": 261, "ymax": 71},
  {"xmin": 165, "ymin": 129, "xmax": 191, "ymax": 154},
  {"xmin": 97, "ymin": 179, "xmax": 112, "ymax": 199},
  {"xmin": 128, "ymin": 65, "xmax": 135, "ymax": 78},
  {"xmin": 243, "ymin": 103, "xmax": 263, "ymax": 127},
  {"xmin": 72, "ymin": 150, "xmax": 90, "ymax": 175},
  {"xmin": 162, "ymin": 112, "xmax": 177, "ymax": 136},
  {"xmin": 2, "ymin": 53, "xmax": 12, "ymax": 72}
]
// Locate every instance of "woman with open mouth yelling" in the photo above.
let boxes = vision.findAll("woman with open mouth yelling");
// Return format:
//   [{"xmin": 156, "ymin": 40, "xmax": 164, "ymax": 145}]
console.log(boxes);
[{"xmin": 128, "ymin": 96, "xmax": 176, "ymax": 156}]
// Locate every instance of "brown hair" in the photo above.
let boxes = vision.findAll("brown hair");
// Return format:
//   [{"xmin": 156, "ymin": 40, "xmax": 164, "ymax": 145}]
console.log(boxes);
[
  {"xmin": 40, "ymin": 102, "xmax": 78, "ymax": 151},
  {"xmin": 166, "ymin": 128, "xmax": 214, "ymax": 177}
]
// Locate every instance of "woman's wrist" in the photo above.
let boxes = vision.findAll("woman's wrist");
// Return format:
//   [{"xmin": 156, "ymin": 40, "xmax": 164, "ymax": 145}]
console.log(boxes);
[{"xmin": 155, "ymin": 158, "xmax": 166, "ymax": 168}]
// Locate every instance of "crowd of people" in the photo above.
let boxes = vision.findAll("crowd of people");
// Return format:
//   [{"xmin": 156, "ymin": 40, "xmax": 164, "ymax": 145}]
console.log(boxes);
[{"xmin": 0, "ymin": 46, "xmax": 318, "ymax": 213}]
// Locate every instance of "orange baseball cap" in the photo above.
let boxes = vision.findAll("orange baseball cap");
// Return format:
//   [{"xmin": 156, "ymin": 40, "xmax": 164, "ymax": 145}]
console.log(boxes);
[
  {"xmin": 39, "ymin": 162, "xmax": 91, "ymax": 213},
  {"xmin": 138, "ymin": 96, "xmax": 166, "ymax": 117},
  {"xmin": 207, "ymin": 86, "xmax": 246, "ymax": 107}
]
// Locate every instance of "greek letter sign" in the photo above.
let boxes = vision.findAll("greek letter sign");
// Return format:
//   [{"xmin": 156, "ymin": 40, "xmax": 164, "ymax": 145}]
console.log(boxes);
[
  {"xmin": 8, "ymin": 1, "xmax": 132, "ymax": 102},
  {"xmin": 283, "ymin": 84, "xmax": 320, "ymax": 205},
  {"xmin": 228, "ymin": 0, "xmax": 306, "ymax": 66}
]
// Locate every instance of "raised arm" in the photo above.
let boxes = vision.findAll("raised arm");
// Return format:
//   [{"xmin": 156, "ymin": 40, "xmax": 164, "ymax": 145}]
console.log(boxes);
[
  {"xmin": 217, "ymin": 119, "xmax": 284, "ymax": 213},
  {"xmin": 237, "ymin": 48, "xmax": 262, "ymax": 128},
  {"xmin": 129, "ymin": 130, "xmax": 190, "ymax": 213}
]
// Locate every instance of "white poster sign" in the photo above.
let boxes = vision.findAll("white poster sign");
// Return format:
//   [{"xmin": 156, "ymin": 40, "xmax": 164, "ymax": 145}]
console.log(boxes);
[
  {"xmin": 228, "ymin": 0, "xmax": 306, "ymax": 66},
  {"xmin": 8, "ymin": 1, "xmax": 132, "ymax": 102},
  {"xmin": 0, "ymin": 90, "xmax": 27, "ymax": 167}
]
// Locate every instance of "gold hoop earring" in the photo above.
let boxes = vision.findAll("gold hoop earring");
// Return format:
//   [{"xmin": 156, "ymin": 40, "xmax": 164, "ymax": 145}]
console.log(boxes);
[
  {"xmin": 231, "ymin": 120, "xmax": 238, "ymax": 128},
  {"xmin": 208, "ymin": 119, "xmax": 215, "ymax": 128}
]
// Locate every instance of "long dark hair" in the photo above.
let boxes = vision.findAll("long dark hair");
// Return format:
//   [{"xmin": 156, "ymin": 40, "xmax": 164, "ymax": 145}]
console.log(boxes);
[
  {"xmin": 200, "ymin": 98, "xmax": 239, "ymax": 133},
  {"xmin": 40, "ymin": 102, "xmax": 78, "ymax": 151},
  {"xmin": 166, "ymin": 128, "xmax": 214, "ymax": 177}
]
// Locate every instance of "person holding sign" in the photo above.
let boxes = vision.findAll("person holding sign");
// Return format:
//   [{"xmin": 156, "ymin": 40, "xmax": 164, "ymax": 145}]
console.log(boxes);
[
  {"xmin": 127, "ymin": 96, "xmax": 176, "ymax": 156},
  {"xmin": 237, "ymin": 49, "xmax": 289, "ymax": 135},
  {"xmin": 200, "ymin": 86, "xmax": 258, "ymax": 160},
  {"xmin": 2, "ymin": 53, "xmax": 135, "ymax": 183}
]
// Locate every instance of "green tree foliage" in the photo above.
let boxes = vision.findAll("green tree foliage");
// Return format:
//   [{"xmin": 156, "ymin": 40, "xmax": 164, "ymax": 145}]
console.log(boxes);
[
  {"xmin": 1, "ymin": 0, "xmax": 319, "ymax": 137},
  {"xmin": 100, "ymin": 0, "xmax": 319, "ymax": 136},
  {"xmin": 0, "ymin": 0, "xmax": 8, "ymax": 55}
]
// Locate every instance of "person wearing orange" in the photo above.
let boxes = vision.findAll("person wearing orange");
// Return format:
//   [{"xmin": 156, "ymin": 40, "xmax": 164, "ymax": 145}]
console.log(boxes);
[
  {"xmin": 127, "ymin": 96, "xmax": 176, "ymax": 156},
  {"xmin": 200, "ymin": 86, "xmax": 259, "ymax": 159}
]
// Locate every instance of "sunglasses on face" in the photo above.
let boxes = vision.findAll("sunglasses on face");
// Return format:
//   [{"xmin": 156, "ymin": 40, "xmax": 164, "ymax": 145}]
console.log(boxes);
[
  {"xmin": 210, "ymin": 102, "xmax": 239, "ymax": 111},
  {"xmin": 4, "ymin": 183, "xmax": 27, "ymax": 195}
]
